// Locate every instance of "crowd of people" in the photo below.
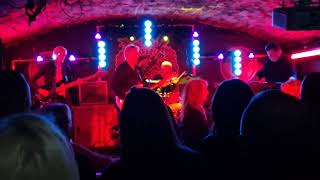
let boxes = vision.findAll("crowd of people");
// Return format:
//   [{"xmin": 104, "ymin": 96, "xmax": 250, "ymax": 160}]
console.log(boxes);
[{"xmin": 1, "ymin": 66, "xmax": 320, "ymax": 180}]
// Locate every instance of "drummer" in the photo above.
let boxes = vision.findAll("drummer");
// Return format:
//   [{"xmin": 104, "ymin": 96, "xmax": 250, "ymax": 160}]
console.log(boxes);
[
  {"xmin": 153, "ymin": 61, "xmax": 181, "ymax": 119},
  {"xmin": 153, "ymin": 61, "xmax": 178, "ymax": 86}
]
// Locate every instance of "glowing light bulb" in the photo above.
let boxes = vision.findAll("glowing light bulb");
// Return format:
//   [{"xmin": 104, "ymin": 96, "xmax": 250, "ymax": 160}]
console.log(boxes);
[
  {"xmin": 193, "ymin": 59, "xmax": 200, "ymax": 66},
  {"xmin": 36, "ymin": 56, "xmax": 43, "ymax": 62},
  {"xmin": 69, "ymin": 55, "xmax": 76, "ymax": 61}
]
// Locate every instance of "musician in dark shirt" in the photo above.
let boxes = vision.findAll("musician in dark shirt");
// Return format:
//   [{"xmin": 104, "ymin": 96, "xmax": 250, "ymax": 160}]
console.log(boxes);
[
  {"xmin": 257, "ymin": 43, "xmax": 293, "ymax": 83},
  {"xmin": 31, "ymin": 59, "xmax": 73, "ymax": 90},
  {"xmin": 112, "ymin": 44, "xmax": 142, "ymax": 100},
  {"xmin": 31, "ymin": 46, "xmax": 77, "ymax": 105}
]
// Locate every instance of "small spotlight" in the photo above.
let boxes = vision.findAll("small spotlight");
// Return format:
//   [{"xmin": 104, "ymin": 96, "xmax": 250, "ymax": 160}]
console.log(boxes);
[
  {"xmin": 234, "ymin": 57, "xmax": 242, "ymax": 63},
  {"xmin": 163, "ymin": 36, "xmax": 169, "ymax": 42},
  {"xmin": 234, "ymin": 62, "xmax": 242, "ymax": 69},
  {"xmin": 218, "ymin": 53, "xmax": 224, "ymax": 60},
  {"xmin": 129, "ymin": 36, "xmax": 135, "ymax": 41},
  {"xmin": 52, "ymin": 54, "xmax": 57, "ymax": 60},
  {"xmin": 193, "ymin": 31, "xmax": 199, "ymax": 38},
  {"xmin": 144, "ymin": 27, "xmax": 152, "ymax": 34},
  {"xmin": 234, "ymin": 69, "xmax": 242, "ymax": 76},
  {"xmin": 98, "ymin": 48, "xmax": 106, "ymax": 54},
  {"xmin": 193, "ymin": 47, "xmax": 200, "ymax": 53},
  {"xmin": 99, "ymin": 61, "xmax": 107, "ymax": 68},
  {"xmin": 98, "ymin": 54, "xmax": 106, "ymax": 61},
  {"xmin": 36, "ymin": 55, "xmax": 44, "ymax": 62},
  {"xmin": 95, "ymin": 33, "xmax": 102, "ymax": 40},
  {"xmin": 98, "ymin": 41, "xmax": 106, "ymax": 48},
  {"xmin": 248, "ymin": 52, "xmax": 255, "ymax": 59},
  {"xmin": 193, "ymin": 53, "xmax": 200, "ymax": 59},
  {"xmin": 144, "ymin": 20, "xmax": 152, "ymax": 27},
  {"xmin": 193, "ymin": 40, "xmax": 200, "ymax": 47},
  {"xmin": 193, "ymin": 59, "xmax": 200, "ymax": 66},
  {"xmin": 144, "ymin": 34, "xmax": 152, "ymax": 40},
  {"xmin": 69, "ymin": 55, "xmax": 76, "ymax": 61},
  {"xmin": 145, "ymin": 40, "xmax": 152, "ymax": 47},
  {"xmin": 234, "ymin": 50, "xmax": 242, "ymax": 57}
]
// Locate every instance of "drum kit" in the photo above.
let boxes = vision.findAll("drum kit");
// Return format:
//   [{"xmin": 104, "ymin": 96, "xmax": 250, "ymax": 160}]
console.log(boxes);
[{"xmin": 146, "ymin": 71, "xmax": 193, "ymax": 119}]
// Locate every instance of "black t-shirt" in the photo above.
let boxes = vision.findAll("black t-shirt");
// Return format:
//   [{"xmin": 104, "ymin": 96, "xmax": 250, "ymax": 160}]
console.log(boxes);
[
  {"xmin": 112, "ymin": 62, "xmax": 141, "ymax": 99},
  {"xmin": 31, "ymin": 61, "xmax": 73, "ymax": 90},
  {"xmin": 257, "ymin": 55, "xmax": 293, "ymax": 83},
  {"xmin": 182, "ymin": 106, "xmax": 209, "ymax": 150}
]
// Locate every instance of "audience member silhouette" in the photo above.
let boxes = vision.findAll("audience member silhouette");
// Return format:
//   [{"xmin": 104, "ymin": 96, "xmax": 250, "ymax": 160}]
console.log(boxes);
[
  {"xmin": 240, "ymin": 90, "xmax": 312, "ymax": 179},
  {"xmin": 41, "ymin": 103, "xmax": 111, "ymax": 179},
  {"xmin": 301, "ymin": 73, "xmax": 320, "ymax": 126},
  {"xmin": 301, "ymin": 73, "xmax": 320, "ymax": 156},
  {"xmin": 202, "ymin": 79, "xmax": 254, "ymax": 180},
  {"xmin": 0, "ymin": 70, "xmax": 31, "ymax": 118},
  {"xmin": 166, "ymin": 105, "xmax": 181, "ymax": 140},
  {"xmin": 180, "ymin": 79, "xmax": 209, "ymax": 150},
  {"xmin": 41, "ymin": 103, "xmax": 73, "ymax": 137},
  {"xmin": 210, "ymin": 79, "xmax": 254, "ymax": 137},
  {"xmin": 100, "ymin": 87, "xmax": 201, "ymax": 179},
  {"xmin": 301, "ymin": 73, "xmax": 320, "ymax": 107},
  {"xmin": 0, "ymin": 113, "xmax": 79, "ymax": 180}
]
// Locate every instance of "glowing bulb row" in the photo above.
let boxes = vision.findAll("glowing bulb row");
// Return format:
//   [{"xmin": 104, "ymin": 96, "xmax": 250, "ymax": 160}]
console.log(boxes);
[
  {"xmin": 192, "ymin": 31, "xmax": 200, "ymax": 66},
  {"xmin": 233, "ymin": 50, "xmax": 242, "ymax": 76},
  {"xmin": 144, "ymin": 20, "xmax": 153, "ymax": 47},
  {"xmin": 98, "ymin": 40, "xmax": 107, "ymax": 68},
  {"xmin": 37, "ymin": 54, "xmax": 76, "ymax": 62}
]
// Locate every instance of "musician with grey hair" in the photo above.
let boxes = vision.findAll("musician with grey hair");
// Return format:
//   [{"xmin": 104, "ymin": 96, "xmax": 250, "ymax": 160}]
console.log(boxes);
[{"xmin": 30, "ymin": 46, "xmax": 77, "ymax": 106}]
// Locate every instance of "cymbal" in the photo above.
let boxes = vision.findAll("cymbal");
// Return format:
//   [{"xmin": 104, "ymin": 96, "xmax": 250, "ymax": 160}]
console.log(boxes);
[
  {"xmin": 145, "ymin": 79, "xmax": 160, "ymax": 84},
  {"xmin": 177, "ymin": 76, "xmax": 192, "ymax": 85}
]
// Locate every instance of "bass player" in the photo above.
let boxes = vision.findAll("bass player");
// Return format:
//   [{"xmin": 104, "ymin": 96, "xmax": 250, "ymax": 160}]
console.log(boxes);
[{"xmin": 30, "ymin": 46, "xmax": 77, "ymax": 106}]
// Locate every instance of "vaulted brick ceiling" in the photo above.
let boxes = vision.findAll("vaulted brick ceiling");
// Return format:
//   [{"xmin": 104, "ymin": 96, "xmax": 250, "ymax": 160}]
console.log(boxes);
[{"xmin": 0, "ymin": 0, "xmax": 319, "ymax": 47}]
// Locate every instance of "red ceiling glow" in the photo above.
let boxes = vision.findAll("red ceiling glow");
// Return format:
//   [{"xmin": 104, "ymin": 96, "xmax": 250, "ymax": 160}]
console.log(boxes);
[{"xmin": 0, "ymin": 0, "xmax": 319, "ymax": 46}]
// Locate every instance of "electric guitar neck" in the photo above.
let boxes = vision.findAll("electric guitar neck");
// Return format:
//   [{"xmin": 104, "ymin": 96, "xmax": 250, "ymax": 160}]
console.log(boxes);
[{"xmin": 37, "ymin": 70, "xmax": 106, "ymax": 99}]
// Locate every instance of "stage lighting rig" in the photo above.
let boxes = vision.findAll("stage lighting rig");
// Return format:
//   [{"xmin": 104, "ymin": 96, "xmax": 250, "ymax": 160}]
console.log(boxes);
[
  {"xmin": 25, "ymin": 0, "xmax": 48, "ymax": 26},
  {"xmin": 293, "ymin": 0, "xmax": 311, "ymax": 7},
  {"xmin": 273, "ymin": 0, "xmax": 320, "ymax": 30}
]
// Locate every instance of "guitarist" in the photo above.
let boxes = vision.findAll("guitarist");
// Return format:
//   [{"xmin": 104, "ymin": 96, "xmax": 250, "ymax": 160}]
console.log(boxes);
[
  {"xmin": 112, "ymin": 44, "xmax": 143, "ymax": 109},
  {"xmin": 31, "ymin": 46, "xmax": 78, "ymax": 105}
]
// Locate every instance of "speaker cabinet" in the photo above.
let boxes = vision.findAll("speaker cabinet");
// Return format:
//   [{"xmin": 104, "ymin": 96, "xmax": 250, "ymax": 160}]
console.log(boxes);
[
  {"xmin": 79, "ymin": 81, "xmax": 108, "ymax": 105},
  {"xmin": 73, "ymin": 105, "xmax": 118, "ymax": 148}
]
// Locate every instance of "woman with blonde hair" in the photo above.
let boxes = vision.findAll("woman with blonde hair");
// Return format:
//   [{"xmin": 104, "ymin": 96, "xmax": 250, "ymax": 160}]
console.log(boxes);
[{"xmin": 180, "ymin": 79, "xmax": 209, "ymax": 150}]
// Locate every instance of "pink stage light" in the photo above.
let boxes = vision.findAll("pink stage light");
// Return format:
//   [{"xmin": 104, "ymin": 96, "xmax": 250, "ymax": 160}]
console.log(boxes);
[
  {"xmin": 291, "ymin": 49, "xmax": 320, "ymax": 60},
  {"xmin": 218, "ymin": 53, "xmax": 224, "ymax": 60},
  {"xmin": 193, "ymin": 31, "xmax": 199, "ymax": 38},
  {"xmin": 69, "ymin": 55, "xmax": 76, "ymax": 61},
  {"xmin": 36, "ymin": 55, "xmax": 44, "ymax": 62},
  {"xmin": 248, "ymin": 52, "xmax": 255, "ymax": 59},
  {"xmin": 95, "ymin": 33, "xmax": 102, "ymax": 40}
]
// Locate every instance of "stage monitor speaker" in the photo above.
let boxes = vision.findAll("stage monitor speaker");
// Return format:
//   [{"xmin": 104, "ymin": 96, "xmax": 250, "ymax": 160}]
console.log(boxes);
[
  {"xmin": 73, "ymin": 105, "xmax": 118, "ymax": 148},
  {"xmin": 79, "ymin": 81, "xmax": 108, "ymax": 105}
]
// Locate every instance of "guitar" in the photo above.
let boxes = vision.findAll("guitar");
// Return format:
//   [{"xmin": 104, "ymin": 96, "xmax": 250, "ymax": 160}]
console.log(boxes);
[
  {"xmin": 36, "ymin": 70, "xmax": 106, "ymax": 100},
  {"xmin": 248, "ymin": 79, "xmax": 301, "ymax": 98},
  {"xmin": 115, "ymin": 83, "xmax": 144, "ymax": 110},
  {"xmin": 280, "ymin": 79, "xmax": 301, "ymax": 98}
]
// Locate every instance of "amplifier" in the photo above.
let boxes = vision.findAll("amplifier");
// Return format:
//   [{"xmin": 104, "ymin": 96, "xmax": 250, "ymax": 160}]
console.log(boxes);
[
  {"xmin": 79, "ymin": 81, "xmax": 108, "ymax": 105},
  {"xmin": 73, "ymin": 105, "xmax": 118, "ymax": 148}
]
